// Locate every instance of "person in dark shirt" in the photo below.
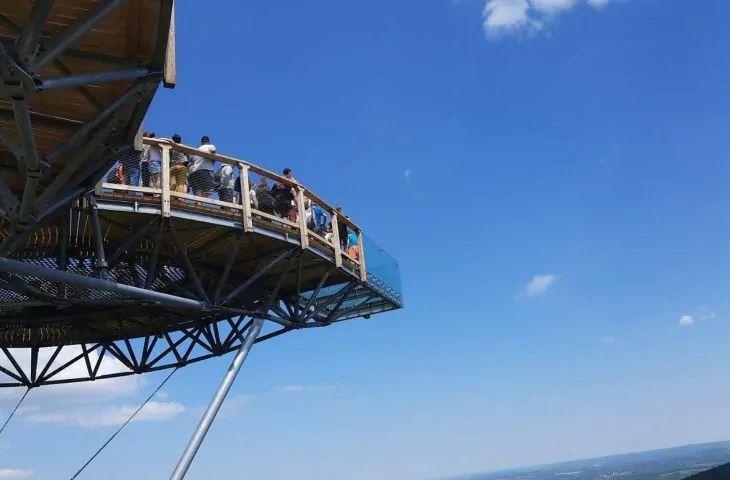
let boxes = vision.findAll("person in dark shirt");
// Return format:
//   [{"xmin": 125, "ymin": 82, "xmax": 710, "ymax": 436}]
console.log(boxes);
[
  {"xmin": 271, "ymin": 168, "xmax": 296, "ymax": 221},
  {"xmin": 330, "ymin": 206, "xmax": 348, "ymax": 250}
]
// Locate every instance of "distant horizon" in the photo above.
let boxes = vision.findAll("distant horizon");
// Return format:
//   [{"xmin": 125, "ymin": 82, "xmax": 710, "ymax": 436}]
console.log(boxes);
[{"xmin": 446, "ymin": 439, "xmax": 730, "ymax": 480}]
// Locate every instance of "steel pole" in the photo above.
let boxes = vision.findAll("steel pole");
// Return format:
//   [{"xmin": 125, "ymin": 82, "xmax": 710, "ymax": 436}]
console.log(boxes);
[{"xmin": 169, "ymin": 317, "xmax": 264, "ymax": 480}]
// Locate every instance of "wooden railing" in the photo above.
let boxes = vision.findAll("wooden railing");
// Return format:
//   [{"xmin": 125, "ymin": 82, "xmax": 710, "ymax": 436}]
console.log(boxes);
[{"xmin": 96, "ymin": 138, "xmax": 367, "ymax": 282}]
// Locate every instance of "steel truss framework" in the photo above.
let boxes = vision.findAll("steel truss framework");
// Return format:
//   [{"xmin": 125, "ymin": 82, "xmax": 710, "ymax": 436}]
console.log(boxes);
[
  {"xmin": 0, "ymin": 0, "xmax": 172, "ymax": 254},
  {"xmin": 0, "ymin": 200, "xmax": 378, "ymax": 388}
]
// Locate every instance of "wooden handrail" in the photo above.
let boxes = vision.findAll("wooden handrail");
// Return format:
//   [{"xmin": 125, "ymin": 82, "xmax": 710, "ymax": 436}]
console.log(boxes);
[{"xmin": 143, "ymin": 137, "xmax": 361, "ymax": 232}]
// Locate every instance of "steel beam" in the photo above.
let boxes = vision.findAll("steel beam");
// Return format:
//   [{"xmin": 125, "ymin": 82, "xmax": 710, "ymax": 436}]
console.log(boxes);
[
  {"xmin": 34, "ymin": 0, "xmax": 129, "ymax": 71},
  {"xmin": 16, "ymin": 0, "xmax": 55, "ymax": 67},
  {"xmin": 53, "ymin": 59, "xmax": 103, "ymax": 111},
  {"xmin": 87, "ymin": 196, "xmax": 108, "ymax": 278},
  {"xmin": 0, "ymin": 257, "xmax": 207, "ymax": 311},
  {"xmin": 169, "ymin": 221, "xmax": 209, "ymax": 303},
  {"xmin": 46, "ymin": 82, "xmax": 144, "ymax": 163},
  {"xmin": 220, "ymin": 248, "xmax": 295, "ymax": 306},
  {"xmin": 170, "ymin": 318, "xmax": 263, "ymax": 480},
  {"xmin": 36, "ymin": 68, "xmax": 158, "ymax": 92},
  {"xmin": 213, "ymin": 233, "xmax": 242, "ymax": 304},
  {"xmin": 11, "ymin": 97, "xmax": 42, "ymax": 226},
  {"xmin": 106, "ymin": 216, "xmax": 160, "ymax": 268}
]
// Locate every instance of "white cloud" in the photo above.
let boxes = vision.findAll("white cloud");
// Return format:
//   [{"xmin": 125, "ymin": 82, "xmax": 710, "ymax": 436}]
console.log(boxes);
[
  {"xmin": 23, "ymin": 401, "xmax": 185, "ymax": 428},
  {"xmin": 483, "ymin": 0, "xmax": 538, "ymax": 37},
  {"xmin": 678, "ymin": 315, "xmax": 695, "ymax": 327},
  {"xmin": 0, "ymin": 469, "xmax": 34, "ymax": 479},
  {"xmin": 0, "ymin": 346, "xmax": 139, "ymax": 400},
  {"xmin": 519, "ymin": 274, "xmax": 558, "ymax": 298},
  {"xmin": 275, "ymin": 385, "xmax": 324, "ymax": 393},
  {"xmin": 586, "ymin": 0, "xmax": 610, "ymax": 8},
  {"xmin": 532, "ymin": 0, "xmax": 578, "ymax": 14},
  {"xmin": 482, "ymin": 0, "xmax": 616, "ymax": 37},
  {"xmin": 602, "ymin": 336, "xmax": 615, "ymax": 344}
]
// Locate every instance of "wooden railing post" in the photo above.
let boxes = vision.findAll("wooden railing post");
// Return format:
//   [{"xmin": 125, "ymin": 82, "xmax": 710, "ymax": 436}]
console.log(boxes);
[
  {"xmin": 330, "ymin": 212, "xmax": 342, "ymax": 267},
  {"xmin": 297, "ymin": 187, "xmax": 309, "ymax": 249},
  {"xmin": 357, "ymin": 229, "xmax": 367, "ymax": 282},
  {"xmin": 161, "ymin": 144, "xmax": 171, "ymax": 217},
  {"xmin": 239, "ymin": 164, "xmax": 252, "ymax": 232}
]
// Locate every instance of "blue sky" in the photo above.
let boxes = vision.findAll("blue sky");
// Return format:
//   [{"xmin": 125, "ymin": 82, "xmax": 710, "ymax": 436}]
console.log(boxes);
[{"xmin": 3, "ymin": 0, "xmax": 730, "ymax": 479}]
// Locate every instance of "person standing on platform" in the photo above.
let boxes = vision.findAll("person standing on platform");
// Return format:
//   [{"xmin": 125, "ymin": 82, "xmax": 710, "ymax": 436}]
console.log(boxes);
[
  {"xmin": 141, "ymin": 132, "xmax": 155, "ymax": 188},
  {"xmin": 272, "ymin": 168, "xmax": 297, "ymax": 222},
  {"xmin": 147, "ymin": 136, "xmax": 162, "ymax": 190},
  {"xmin": 347, "ymin": 231, "xmax": 360, "ymax": 260},
  {"xmin": 169, "ymin": 134, "xmax": 189, "ymax": 193},
  {"xmin": 254, "ymin": 177, "xmax": 275, "ymax": 215},
  {"xmin": 188, "ymin": 135, "xmax": 216, "ymax": 197},
  {"xmin": 331, "ymin": 207, "xmax": 348, "ymax": 250},
  {"xmin": 121, "ymin": 140, "xmax": 142, "ymax": 187},
  {"xmin": 216, "ymin": 164, "xmax": 235, "ymax": 203}
]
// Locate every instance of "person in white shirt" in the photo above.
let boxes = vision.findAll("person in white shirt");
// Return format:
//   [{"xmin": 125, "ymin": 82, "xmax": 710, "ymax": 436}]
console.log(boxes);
[
  {"xmin": 216, "ymin": 164, "xmax": 235, "ymax": 203},
  {"xmin": 146, "ymin": 136, "xmax": 162, "ymax": 190},
  {"xmin": 188, "ymin": 135, "xmax": 216, "ymax": 197}
]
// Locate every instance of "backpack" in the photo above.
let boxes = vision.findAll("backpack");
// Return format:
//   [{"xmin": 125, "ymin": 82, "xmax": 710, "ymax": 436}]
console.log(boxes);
[
  {"xmin": 212, "ymin": 168, "xmax": 222, "ymax": 190},
  {"xmin": 256, "ymin": 186, "xmax": 275, "ymax": 209}
]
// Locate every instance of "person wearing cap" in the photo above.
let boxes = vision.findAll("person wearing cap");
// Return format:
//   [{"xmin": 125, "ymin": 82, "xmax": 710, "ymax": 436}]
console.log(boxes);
[{"xmin": 188, "ymin": 135, "xmax": 217, "ymax": 197}]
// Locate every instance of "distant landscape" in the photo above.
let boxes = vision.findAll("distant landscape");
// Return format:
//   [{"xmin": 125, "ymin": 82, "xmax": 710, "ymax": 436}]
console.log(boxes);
[{"xmin": 448, "ymin": 441, "xmax": 730, "ymax": 480}]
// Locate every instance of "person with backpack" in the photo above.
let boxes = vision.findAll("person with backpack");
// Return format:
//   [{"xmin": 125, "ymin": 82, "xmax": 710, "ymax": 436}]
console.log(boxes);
[
  {"xmin": 271, "ymin": 168, "xmax": 297, "ymax": 221},
  {"xmin": 254, "ymin": 177, "xmax": 275, "ymax": 215}
]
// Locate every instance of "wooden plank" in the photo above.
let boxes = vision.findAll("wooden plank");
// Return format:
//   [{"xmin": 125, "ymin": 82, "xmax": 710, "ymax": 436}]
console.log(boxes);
[
  {"xmin": 330, "ymin": 214, "xmax": 342, "ymax": 268},
  {"xmin": 357, "ymin": 230, "xmax": 367, "ymax": 282},
  {"xmin": 170, "ymin": 191, "xmax": 237, "ymax": 209},
  {"xmin": 240, "ymin": 165, "xmax": 253, "ymax": 232},
  {"xmin": 297, "ymin": 188, "xmax": 309, "ymax": 249},
  {"xmin": 163, "ymin": 1, "xmax": 176, "ymax": 88},
  {"xmin": 101, "ymin": 183, "xmax": 159, "ymax": 195},
  {"xmin": 251, "ymin": 208, "xmax": 299, "ymax": 229},
  {"xmin": 145, "ymin": 138, "xmax": 362, "ymax": 232},
  {"xmin": 161, "ymin": 145, "xmax": 171, "ymax": 217}
]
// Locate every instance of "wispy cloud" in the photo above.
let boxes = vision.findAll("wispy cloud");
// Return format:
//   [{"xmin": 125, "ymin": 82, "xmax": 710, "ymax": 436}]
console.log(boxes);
[
  {"xmin": 602, "ymin": 336, "xmax": 615, "ymax": 345},
  {"xmin": 678, "ymin": 315, "xmax": 695, "ymax": 327},
  {"xmin": 0, "ymin": 469, "xmax": 34, "ymax": 479},
  {"xmin": 518, "ymin": 274, "xmax": 558, "ymax": 298},
  {"xmin": 23, "ymin": 401, "xmax": 185, "ymax": 428},
  {"xmin": 403, "ymin": 169, "xmax": 413, "ymax": 184},
  {"xmin": 698, "ymin": 306, "xmax": 716, "ymax": 320},
  {"xmin": 0, "ymin": 346, "xmax": 140, "ymax": 402},
  {"xmin": 481, "ymin": 0, "xmax": 619, "ymax": 38},
  {"xmin": 275, "ymin": 385, "xmax": 325, "ymax": 393}
]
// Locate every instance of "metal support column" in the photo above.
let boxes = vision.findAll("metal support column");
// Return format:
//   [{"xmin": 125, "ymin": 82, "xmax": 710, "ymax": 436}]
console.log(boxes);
[{"xmin": 169, "ymin": 317, "xmax": 264, "ymax": 480}]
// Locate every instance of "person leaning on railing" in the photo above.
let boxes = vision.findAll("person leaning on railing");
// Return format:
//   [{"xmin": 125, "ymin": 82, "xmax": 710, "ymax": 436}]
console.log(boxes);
[
  {"xmin": 169, "ymin": 134, "xmax": 189, "ymax": 194},
  {"xmin": 215, "ymin": 164, "xmax": 235, "ymax": 203},
  {"xmin": 271, "ymin": 168, "xmax": 298, "ymax": 222},
  {"xmin": 254, "ymin": 177, "xmax": 275, "ymax": 215},
  {"xmin": 346, "ymin": 231, "xmax": 360, "ymax": 260},
  {"xmin": 147, "ymin": 138, "xmax": 163, "ymax": 190},
  {"xmin": 188, "ymin": 135, "xmax": 217, "ymax": 197}
]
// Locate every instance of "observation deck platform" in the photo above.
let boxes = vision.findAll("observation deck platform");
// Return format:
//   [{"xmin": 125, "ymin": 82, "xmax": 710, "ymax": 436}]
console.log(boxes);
[
  {"xmin": 0, "ymin": 1, "xmax": 401, "ymax": 390},
  {"xmin": 0, "ymin": 138, "xmax": 403, "ymax": 387}
]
